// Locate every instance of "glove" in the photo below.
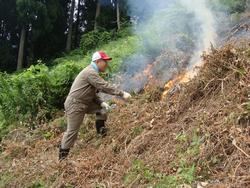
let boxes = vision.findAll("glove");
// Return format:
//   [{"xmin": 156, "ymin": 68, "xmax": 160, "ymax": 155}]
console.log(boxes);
[
  {"xmin": 123, "ymin": 91, "xmax": 132, "ymax": 100},
  {"xmin": 101, "ymin": 102, "xmax": 111, "ymax": 111}
]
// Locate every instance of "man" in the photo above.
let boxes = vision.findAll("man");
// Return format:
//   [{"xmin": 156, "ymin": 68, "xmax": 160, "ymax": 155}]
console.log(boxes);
[{"xmin": 59, "ymin": 51, "xmax": 131, "ymax": 160}]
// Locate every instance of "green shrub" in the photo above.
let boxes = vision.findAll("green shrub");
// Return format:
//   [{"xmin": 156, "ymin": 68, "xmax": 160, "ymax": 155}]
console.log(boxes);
[
  {"xmin": 80, "ymin": 31, "xmax": 113, "ymax": 55},
  {"xmin": 117, "ymin": 26, "xmax": 133, "ymax": 38},
  {"xmin": 0, "ymin": 34, "xmax": 139, "ymax": 138},
  {"xmin": 49, "ymin": 60, "xmax": 84, "ymax": 107},
  {"xmin": 0, "ymin": 65, "xmax": 51, "ymax": 125},
  {"xmin": 80, "ymin": 27, "xmax": 132, "ymax": 55},
  {"xmin": 0, "ymin": 61, "xmax": 84, "ymax": 128}
]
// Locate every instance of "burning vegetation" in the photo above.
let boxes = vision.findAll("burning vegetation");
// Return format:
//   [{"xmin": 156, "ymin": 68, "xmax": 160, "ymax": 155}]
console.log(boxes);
[
  {"xmin": 162, "ymin": 71, "xmax": 190, "ymax": 98},
  {"xmin": 1, "ymin": 42, "xmax": 250, "ymax": 187},
  {"xmin": 1, "ymin": 1, "xmax": 250, "ymax": 187},
  {"xmin": 116, "ymin": 0, "xmax": 216, "ymax": 94}
]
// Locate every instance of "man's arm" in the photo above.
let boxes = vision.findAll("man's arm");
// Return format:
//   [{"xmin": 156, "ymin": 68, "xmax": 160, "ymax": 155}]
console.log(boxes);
[{"xmin": 88, "ymin": 72, "xmax": 124, "ymax": 96}]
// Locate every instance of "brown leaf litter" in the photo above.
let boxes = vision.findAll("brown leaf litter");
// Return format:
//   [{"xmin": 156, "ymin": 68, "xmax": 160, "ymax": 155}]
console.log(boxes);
[{"xmin": 0, "ymin": 45, "xmax": 250, "ymax": 187}]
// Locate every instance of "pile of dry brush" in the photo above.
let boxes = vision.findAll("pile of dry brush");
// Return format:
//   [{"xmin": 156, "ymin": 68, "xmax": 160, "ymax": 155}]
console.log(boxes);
[
  {"xmin": 0, "ymin": 45, "xmax": 250, "ymax": 187},
  {"xmin": 167, "ymin": 45, "xmax": 250, "ymax": 187}
]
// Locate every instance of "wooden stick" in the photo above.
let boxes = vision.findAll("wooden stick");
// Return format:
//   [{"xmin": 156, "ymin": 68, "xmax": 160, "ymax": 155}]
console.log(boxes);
[{"xmin": 232, "ymin": 139, "xmax": 250, "ymax": 158}]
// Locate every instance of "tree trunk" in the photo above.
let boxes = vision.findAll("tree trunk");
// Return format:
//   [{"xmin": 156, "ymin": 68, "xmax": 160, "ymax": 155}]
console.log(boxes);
[
  {"xmin": 74, "ymin": 0, "xmax": 81, "ymax": 48},
  {"xmin": 66, "ymin": 0, "xmax": 76, "ymax": 52},
  {"xmin": 0, "ymin": 21, "xmax": 4, "ymax": 39},
  {"xmin": 94, "ymin": 0, "xmax": 101, "ymax": 31},
  {"xmin": 17, "ymin": 26, "xmax": 26, "ymax": 70},
  {"xmin": 116, "ymin": 0, "xmax": 121, "ymax": 30}
]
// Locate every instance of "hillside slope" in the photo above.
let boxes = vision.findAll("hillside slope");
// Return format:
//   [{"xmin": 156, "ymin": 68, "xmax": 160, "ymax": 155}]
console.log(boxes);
[
  {"xmin": 0, "ymin": 44, "xmax": 249, "ymax": 187},
  {"xmin": 0, "ymin": 34, "xmax": 139, "ymax": 139}
]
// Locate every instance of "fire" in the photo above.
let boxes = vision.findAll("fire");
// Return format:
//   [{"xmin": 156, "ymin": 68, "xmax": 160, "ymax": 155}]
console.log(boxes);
[
  {"xmin": 122, "ymin": 56, "xmax": 195, "ymax": 96},
  {"xmin": 162, "ymin": 71, "xmax": 190, "ymax": 98},
  {"xmin": 132, "ymin": 60, "xmax": 192, "ymax": 96},
  {"xmin": 134, "ymin": 63, "xmax": 154, "ymax": 80},
  {"xmin": 132, "ymin": 60, "xmax": 160, "ymax": 87}
]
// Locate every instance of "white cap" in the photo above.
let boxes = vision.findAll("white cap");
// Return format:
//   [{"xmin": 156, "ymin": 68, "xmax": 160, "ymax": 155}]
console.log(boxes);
[{"xmin": 91, "ymin": 51, "xmax": 112, "ymax": 62}]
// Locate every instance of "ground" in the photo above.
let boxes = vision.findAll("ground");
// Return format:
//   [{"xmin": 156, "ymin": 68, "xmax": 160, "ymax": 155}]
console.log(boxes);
[{"xmin": 0, "ymin": 46, "xmax": 250, "ymax": 188}]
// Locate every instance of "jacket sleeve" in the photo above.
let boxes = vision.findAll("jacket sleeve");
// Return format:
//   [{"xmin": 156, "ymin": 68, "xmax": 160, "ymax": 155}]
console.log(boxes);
[{"xmin": 87, "ymin": 72, "xmax": 124, "ymax": 97}]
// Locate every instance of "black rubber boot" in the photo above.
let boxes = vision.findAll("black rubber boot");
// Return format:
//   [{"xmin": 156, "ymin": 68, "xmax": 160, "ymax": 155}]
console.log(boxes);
[
  {"xmin": 59, "ymin": 146, "xmax": 70, "ymax": 161},
  {"xmin": 95, "ymin": 120, "xmax": 108, "ymax": 137}
]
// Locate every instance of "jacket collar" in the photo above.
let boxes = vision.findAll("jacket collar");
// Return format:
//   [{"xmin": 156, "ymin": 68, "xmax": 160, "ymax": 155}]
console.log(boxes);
[{"xmin": 91, "ymin": 62, "xmax": 99, "ymax": 73}]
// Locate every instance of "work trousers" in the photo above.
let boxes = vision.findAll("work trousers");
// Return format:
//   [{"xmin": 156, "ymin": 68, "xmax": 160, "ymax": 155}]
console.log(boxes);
[{"xmin": 61, "ymin": 97, "xmax": 107, "ymax": 149}]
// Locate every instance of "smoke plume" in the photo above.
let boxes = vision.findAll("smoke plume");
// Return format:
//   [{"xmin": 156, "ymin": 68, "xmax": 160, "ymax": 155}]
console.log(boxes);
[{"xmin": 116, "ymin": 0, "xmax": 217, "ymax": 92}]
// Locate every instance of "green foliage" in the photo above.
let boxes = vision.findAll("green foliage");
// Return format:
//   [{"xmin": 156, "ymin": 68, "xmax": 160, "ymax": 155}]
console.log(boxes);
[
  {"xmin": 116, "ymin": 26, "xmax": 133, "ymax": 38},
  {"xmin": 174, "ymin": 130, "xmax": 202, "ymax": 165},
  {"xmin": 80, "ymin": 27, "xmax": 133, "ymax": 55},
  {"xmin": 49, "ymin": 60, "xmax": 84, "ymax": 107},
  {"xmin": 0, "ymin": 61, "xmax": 81, "ymax": 128},
  {"xmin": 123, "ymin": 159, "xmax": 155, "ymax": 185},
  {"xmin": 0, "ymin": 64, "xmax": 52, "ymax": 127},
  {"xmin": 0, "ymin": 34, "xmax": 139, "ymax": 138},
  {"xmin": 156, "ymin": 164, "xmax": 196, "ymax": 188},
  {"xmin": 42, "ymin": 130, "xmax": 54, "ymax": 140},
  {"xmin": 0, "ymin": 171, "xmax": 15, "ymax": 187},
  {"xmin": 0, "ymin": 114, "xmax": 8, "ymax": 140},
  {"xmin": 28, "ymin": 181, "xmax": 45, "ymax": 188},
  {"xmin": 175, "ymin": 133, "xmax": 188, "ymax": 142},
  {"xmin": 80, "ymin": 30, "xmax": 112, "ymax": 54},
  {"xmin": 131, "ymin": 126, "xmax": 144, "ymax": 138},
  {"xmin": 187, "ymin": 132, "xmax": 202, "ymax": 156},
  {"xmin": 139, "ymin": 5, "xmax": 195, "ymax": 57},
  {"xmin": 123, "ymin": 159, "xmax": 196, "ymax": 187},
  {"xmin": 16, "ymin": 0, "xmax": 54, "ymax": 34},
  {"xmin": 0, "ymin": 0, "xmax": 132, "ymax": 73},
  {"xmin": 211, "ymin": 0, "xmax": 248, "ymax": 13},
  {"xmin": 246, "ymin": 101, "xmax": 250, "ymax": 112},
  {"xmin": 0, "ymin": 0, "xmax": 69, "ymax": 72}
]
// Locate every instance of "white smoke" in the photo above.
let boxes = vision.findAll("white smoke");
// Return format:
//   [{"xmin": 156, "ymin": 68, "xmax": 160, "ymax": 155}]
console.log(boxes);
[
  {"xmin": 180, "ymin": 0, "xmax": 217, "ymax": 72},
  {"xmin": 114, "ymin": 0, "xmax": 218, "ymax": 92}
]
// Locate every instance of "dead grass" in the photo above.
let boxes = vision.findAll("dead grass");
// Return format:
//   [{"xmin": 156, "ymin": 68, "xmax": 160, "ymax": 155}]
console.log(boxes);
[{"xmin": 0, "ymin": 45, "xmax": 250, "ymax": 188}]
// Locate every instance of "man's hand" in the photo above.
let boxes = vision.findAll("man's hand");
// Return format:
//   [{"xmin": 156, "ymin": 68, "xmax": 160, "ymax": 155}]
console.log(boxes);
[
  {"xmin": 101, "ymin": 102, "xmax": 111, "ymax": 111},
  {"xmin": 123, "ymin": 91, "xmax": 132, "ymax": 100}
]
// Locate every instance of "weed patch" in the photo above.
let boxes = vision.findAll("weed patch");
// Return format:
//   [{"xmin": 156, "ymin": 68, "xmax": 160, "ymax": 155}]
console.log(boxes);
[{"xmin": 124, "ymin": 159, "xmax": 196, "ymax": 187}]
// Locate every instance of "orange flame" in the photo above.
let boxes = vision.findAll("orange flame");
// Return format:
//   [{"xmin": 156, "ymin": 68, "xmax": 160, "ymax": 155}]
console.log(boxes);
[
  {"xmin": 162, "ymin": 72, "xmax": 190, "ymax": 98},
  {"xmin": 126, "ymin": 58, "xmax": 193, "ymax": 96},
  {"xmin": 132, "ymin": 60, "xmax": 160, "ymax": 88},
  {"xmin": 133, "ymin": 63, "xmax": 154, "ymax": 80}
]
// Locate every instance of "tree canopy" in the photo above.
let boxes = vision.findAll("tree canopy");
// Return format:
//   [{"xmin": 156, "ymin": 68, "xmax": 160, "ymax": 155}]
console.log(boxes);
[{"xmin": 0, "ymin": 0, "xmax": 130, "ymax": 72}]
